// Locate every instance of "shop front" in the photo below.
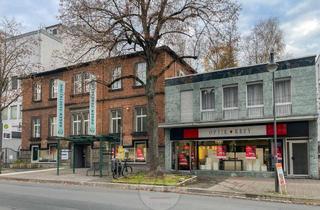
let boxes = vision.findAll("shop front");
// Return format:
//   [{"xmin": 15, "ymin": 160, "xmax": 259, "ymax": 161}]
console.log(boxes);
[{"xmin": 169, "ymin": 122, "xmax": 310, "ymax": 177}]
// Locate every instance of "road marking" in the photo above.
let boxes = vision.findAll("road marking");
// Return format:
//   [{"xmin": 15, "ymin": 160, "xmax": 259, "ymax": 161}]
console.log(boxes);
[{"xmin": 0, "ymin": 168, "xmax": 64, "ymax": 176}]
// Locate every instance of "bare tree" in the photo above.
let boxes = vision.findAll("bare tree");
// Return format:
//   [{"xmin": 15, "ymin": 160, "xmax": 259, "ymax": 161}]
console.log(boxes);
[
  {"xmin": 0, "ymin": 18, "xmax": 35, "ymax": 173},
  {"xmin": 203, "ymin": 21, "xmax": 239, "ymax": 71},
  {"xmin": 59, "ymin": 0, "xmax": 240, "ymax": 174},
  {"xmin": 242, "ymin": 17, "xmax": 285, "ymax": 65}
]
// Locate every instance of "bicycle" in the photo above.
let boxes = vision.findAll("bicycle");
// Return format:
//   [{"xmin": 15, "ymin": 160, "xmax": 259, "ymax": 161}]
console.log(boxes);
[{"xmin": 112, "ymin": 159, "xmax": 133, "ymax": 179}]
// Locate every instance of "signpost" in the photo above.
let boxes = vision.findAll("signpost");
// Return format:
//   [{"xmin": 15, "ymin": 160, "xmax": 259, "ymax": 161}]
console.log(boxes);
[{"xmin": 56, "ymin": 80, "xmax": 65, "ymax": 176}]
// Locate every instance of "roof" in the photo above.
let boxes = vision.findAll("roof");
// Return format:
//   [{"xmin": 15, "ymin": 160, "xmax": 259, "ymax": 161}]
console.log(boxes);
[
  {"xmin": 26, "ymin": 46, "xmax": 197, "ymax": 78},
  {"xmin": 165, "ymin": 55, "xmax": 316, "ymax": 87}
]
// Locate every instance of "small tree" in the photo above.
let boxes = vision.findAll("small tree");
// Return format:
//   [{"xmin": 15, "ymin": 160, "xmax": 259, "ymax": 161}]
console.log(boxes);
[
  {"xmin": 242, "ymin": 17, "xmax": 285, "ymax": 65},
  {"xmin": 59, "ymin": 0, "xmax": 240, "ymax": 175},
  {"xmin": 0, "ymin": 18, "xmax": 34, "ymax": 173}
]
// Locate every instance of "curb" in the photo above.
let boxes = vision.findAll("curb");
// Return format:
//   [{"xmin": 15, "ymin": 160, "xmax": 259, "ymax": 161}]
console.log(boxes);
[{"xmin": 0, "ymin": 176, "xmax": 319, "ymax": 206}]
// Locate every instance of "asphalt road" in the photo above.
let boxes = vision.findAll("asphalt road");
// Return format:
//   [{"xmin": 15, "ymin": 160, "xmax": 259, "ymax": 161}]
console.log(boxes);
[{"xmin": 0, "ymin": 180, "xmax": 318, "ymax": 210}]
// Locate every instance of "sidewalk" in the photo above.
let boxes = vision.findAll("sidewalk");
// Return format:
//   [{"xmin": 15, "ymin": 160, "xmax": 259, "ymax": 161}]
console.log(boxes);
[{"xmin": 0, "ymin": 169, "xmax": 319, "ymax": 205}]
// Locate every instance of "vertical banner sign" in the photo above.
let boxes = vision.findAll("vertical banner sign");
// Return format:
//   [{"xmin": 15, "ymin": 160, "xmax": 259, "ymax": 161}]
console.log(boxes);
[
  {"xmin": 56, "ymin": 80, "xmax": 65, "ymax": 137},
  {"xmin": 88, "ymin": 81, "xmax": 96, "ymax": 135}
]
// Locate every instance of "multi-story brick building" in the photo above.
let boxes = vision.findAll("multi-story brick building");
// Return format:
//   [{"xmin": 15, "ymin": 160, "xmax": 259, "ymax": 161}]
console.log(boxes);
[
  {"xmin": 20, "ymin": 47, "xmax": 195, "ymax": 168},
  {"xmin": 161, "ymin": 55, "xmax": 319, "ymax": 179}
]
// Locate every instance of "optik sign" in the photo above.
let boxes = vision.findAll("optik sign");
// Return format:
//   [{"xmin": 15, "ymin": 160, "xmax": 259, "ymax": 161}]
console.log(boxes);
[{"xmin": 56, "ymin": 80, "xmax": 65, "ymax": 137}]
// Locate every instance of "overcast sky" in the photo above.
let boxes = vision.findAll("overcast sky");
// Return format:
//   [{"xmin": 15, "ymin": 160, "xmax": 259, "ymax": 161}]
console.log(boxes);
[{"xmin": 0, "ymin": 0, "xmax": 319, "ymax": 58}]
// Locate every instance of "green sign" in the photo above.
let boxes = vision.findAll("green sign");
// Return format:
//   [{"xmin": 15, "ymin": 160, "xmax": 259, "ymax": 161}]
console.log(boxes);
[
  {"xmin": 56, "ymin": 80, "xmax": 65, "ymax": 137},
  {"xmin": 88, "ymin": 81, "xmax": 96, "ymax": 135}
]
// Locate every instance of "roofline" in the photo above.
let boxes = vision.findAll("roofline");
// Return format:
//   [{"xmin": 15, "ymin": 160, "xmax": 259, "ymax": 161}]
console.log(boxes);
[
  {"xmin": 166, "ymin": 55, "xmax": 317, "ymax": 81},
  {"xmin": 8, "ymin": 28, "xmax": 62, "ymax": 43},
  {"xmin": 23, "ymin": 46, "xmax": 197, "ymax": 78}
]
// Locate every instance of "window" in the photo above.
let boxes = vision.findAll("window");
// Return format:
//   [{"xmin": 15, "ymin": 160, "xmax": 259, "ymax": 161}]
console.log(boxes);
[
  {"xmin": 18, "ymin": 106, "xmax": 22, "ymax": 119},
  {"xmin": 135, "ymin": 107, "xmax": 147, "ymax": 132},
  {"xmin": 247, "ymin": 83, "xmax": 264, "ymax": 118},
  {"xmin": 223, "ymin": 86, "xmax": 239, "ymax": 120},
  {"xmin": 33, "ymin": 82, "xmax": 42, "ymax": 101},
  {"xmin": 11, "ymin": 76, "xmax": 18, "ymax": 90},
  {"xmin": 110, "ymin": 109, "xmax": 121, "ymax": 133},
  {"xmin": 73, "ymin": 72, "xmax": 94, "ymax": 94},
  {"xmin": 49, "ymin": 116, "xmax": 57, "ymax": 137},
  {"xmin": 275, "ymin": 79, "xmax": 291, "ymax": 104},
  {"xmin": 275, "ymin": 79, "xmax": 291, "ymax": 116},
  {"xmin": 120, "ymin": 141, "xmax": 147, "ymax": 163},
  {"xmin": 2, "ymin": 108, "xmax": 8, "ymax": 120},
  {"xmin": 11, "ymin": 131, "xmax": 21, "ymax": 139},
  {"xmin": 71, "ymin": 111, "xmax": 89, "ymax": 135},
  {"xmin": 180, "ymin": 91, "xmax": 193, "ymax": 122},
  {"xmin": 3, "ymin": 133, "xmax": 10, "ymax": 139},
  {"xmin": 50, "ymin": 79, "xmax": 58, "ymax": 99},
  {"xmin": 32, "ymin": 118, "xmax": 41, "ymax": 138},
  {"xmin": 176, "ymin": 70, "xmax": 185, "ymax": 77},
  {"xmin": 48, "ymin": 144, "xmax": 57, "ymax": 161},
  {"xmin": 135, "ymin": 62, "xmax": 146, "ymax": 86},
  {"xmin": 223, "ymin": 86, "xmax": 238, "ymax": 109},
  {"xmin": 10, "ymin": 105, "xmax": 17, "ymax": 120},
  {"xmin": 111, "ymin": 67, "xmax": 122, "ymax": 90},
  {"xmin": 201, "ymin": 88, "xmax": 215, "ymax": 110}
]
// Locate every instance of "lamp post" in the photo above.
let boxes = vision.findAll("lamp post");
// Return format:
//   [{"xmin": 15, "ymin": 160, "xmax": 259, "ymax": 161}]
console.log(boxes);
[{"xmin": 266, "ymin": 49, "xmax": 279, "ymax": 193}]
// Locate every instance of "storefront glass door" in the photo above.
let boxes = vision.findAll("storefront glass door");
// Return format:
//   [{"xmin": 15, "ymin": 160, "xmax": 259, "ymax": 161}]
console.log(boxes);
[{"xmin": 171, "ymin": 141, "xmax": 197, "ymax": 171}]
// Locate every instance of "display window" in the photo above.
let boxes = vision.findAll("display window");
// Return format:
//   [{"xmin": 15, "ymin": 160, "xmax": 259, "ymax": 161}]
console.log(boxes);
[{"xmin": 115, "ymin": 142, "xmax": 147, "ymax": 163}]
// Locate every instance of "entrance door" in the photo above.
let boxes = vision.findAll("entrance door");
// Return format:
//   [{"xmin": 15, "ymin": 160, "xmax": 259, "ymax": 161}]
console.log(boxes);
[
  {"xmin": 172, "ymin": 141, "xmax": 197, "ymax": 171},
  {"xmin": 288, "ymin": 141, "xmax": 308, "ymax": 175},
  {"xmin": 74, "ymin": 145, "xmax": 87, "ymax": 168},
  {"xmin": 31, "ymin": 145, "xmax": 39, "ymax": 162}
]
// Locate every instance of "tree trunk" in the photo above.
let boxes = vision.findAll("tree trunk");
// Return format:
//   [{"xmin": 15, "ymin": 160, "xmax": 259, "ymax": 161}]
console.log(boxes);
[{"xmin": 0, "ymin": 112, "xmax": 3, "ymax": 174}]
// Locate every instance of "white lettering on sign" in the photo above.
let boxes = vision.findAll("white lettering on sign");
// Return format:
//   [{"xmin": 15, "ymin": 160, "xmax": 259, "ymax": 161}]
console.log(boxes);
[{"xmin": 199, "ymin": 125, "xmax": 266, "ymax": 138}]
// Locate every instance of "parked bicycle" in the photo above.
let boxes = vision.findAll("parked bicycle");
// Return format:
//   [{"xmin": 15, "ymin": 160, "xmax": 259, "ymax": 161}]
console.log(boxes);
[{"xmin": 112, "ymin": 159, "xmax": 133, "ymax": 179}]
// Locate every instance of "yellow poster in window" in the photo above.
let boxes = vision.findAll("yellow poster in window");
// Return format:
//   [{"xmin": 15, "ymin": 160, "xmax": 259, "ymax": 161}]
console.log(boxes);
[{"xmin": 117, "ymin": 146, "xmax": 125, "ymax": 160}]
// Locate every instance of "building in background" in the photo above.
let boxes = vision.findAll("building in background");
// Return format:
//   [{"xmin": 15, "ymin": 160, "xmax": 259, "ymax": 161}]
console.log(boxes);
[
  {"xmin": 161, "ymin": 55, "xmax": 319, "ymax": 179},
  {"xmin": 20, "ymin": 47, "xmax": 195, "ymax": 167},
  {"xmin": 2, "ymin": 25, "xmax": 63, "ymax": 156}
]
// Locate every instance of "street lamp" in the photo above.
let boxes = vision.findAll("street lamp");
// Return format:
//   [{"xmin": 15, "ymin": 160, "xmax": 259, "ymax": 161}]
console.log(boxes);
[{"xmin": 267, "ymin": 48, "xmax": 279, "ymax": 193}]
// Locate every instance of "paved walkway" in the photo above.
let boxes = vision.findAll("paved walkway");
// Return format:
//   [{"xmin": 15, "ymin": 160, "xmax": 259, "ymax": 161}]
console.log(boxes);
[{"xmin": 187, "ymin": 176, "xmax": 320, "ymax": 199}]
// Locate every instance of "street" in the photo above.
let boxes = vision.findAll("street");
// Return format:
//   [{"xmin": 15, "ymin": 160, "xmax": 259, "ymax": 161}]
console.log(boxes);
[{"xmin": 0, "ymin": 181, "xmax": 318, "ymax": 210}]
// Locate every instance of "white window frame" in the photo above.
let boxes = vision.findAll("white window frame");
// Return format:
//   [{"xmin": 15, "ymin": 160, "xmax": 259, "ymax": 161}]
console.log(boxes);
[
  {"xmin": 222, "ymin": 85, "xmax": 239, "ymax": 111},
  {"xmin": 73, "ymin": 73, "xmax": 83, "ymax": 94},
  {"xmin": 49, "ymin": 116, "xmax": 57, "ymax": 137},
  {"xmin": 33, "ymin": 82, "xmax": 42, "ymax": 101},
  {"xmin": 10, "ymin": 105, "xmax": 18, "ymax": 120},
  {"xmin": 111, "ymin": 67, "xmax": 122, "ymax": 90},
  {"xmin": 200, "ymin": 88, "xmax": 215, "ymax": 112},
  {"xmin": 110, "ymin": 109, "xmax": 121, "ymax": 133},
  {"xmin": 246, "ymin": 82, "xmax": 264, "ymax": 108},
  {"xmin": 32, "ymin": 118, "xmax": 41, "ymax": 138},
  {"xmin": 135, "ymin": 62, "xmax": 146, "ymax": 86},
  {"xmin": 274, "ymin": 78, "xmax": 292, "ymax": 106},
  {"xmin": 133, "ymin": 141, "xmax": 147, "ymax": 163},
  {"xmin": 135, "ymin": 107, "xmax": 147, "ymax": 132},
  {"xmin": 50, "ymin": 79, "xmax": 58, "ymax": 99},
  {"xmin": 72, "ymin": 113, "xmax": 82, "ymax": 135},
  {"xmin": 82, "ymin": 112, "xmax": 89, "ymax": 135},
  {"xmin": 2, "ymin": 108, "xmax": 8, "ymax": 120},
  {"xmin": 83, "ymin": 72, "xmax": 92, "ymax": 93}
]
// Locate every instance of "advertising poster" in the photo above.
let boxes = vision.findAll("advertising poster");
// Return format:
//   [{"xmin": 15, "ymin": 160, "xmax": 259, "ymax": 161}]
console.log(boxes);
[
  {"xmin": 277, "ymin": 144, "xmax": 283, "ymax": 160},
  {"xmin": 276, "ymin": 163, "xmax": 287, "ymax": 194},
  {"xmin": 245, "ymin": 145, "xmax": 256, "ymax": 159},
  {"xmin": 216, "ymin": 145, "xmax": 226, "ymax": 159}
]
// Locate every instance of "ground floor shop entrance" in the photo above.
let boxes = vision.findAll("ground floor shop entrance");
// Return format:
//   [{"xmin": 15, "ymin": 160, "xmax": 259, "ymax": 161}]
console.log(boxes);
[
  {"xmin": 74, "ymin": 144, "xmax": 90, "ymax": 168},
  {"xmin": 287, "ymin": 140, "xmax": 308, "ymax": 176}
]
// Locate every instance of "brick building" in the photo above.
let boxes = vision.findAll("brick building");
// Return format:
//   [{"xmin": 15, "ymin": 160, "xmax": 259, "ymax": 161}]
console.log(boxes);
[{"xmin": 21, "ymin": 47, "xmax": 195, "ymax": 168}]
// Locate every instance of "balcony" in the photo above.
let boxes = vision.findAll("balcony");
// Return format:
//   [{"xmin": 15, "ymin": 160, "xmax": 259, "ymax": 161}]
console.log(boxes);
[
  {"xmin": 247, "ymin": 106, "xmax": 264, "ymax": 118},
  {"xmin": 201, "ymin": 110, "xmax": 216, "ymax": 121},
  {"xmin": 223, "ymin": 108, "xmax": 239, "ymax": 120},
  {"xmin": 276, "ymin": 103, "xmax": 292, "ymax": 116}
]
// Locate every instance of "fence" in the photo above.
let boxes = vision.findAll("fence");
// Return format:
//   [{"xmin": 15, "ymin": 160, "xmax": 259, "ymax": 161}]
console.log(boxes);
[{"xmin": 1, "ymin": 147, "xmax": 19, "ymax": 167}]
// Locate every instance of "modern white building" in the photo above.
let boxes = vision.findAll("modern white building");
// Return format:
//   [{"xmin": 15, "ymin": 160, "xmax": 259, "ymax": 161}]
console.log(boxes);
[{"xmin": 2, "ymin": 25, "xmax": 64, "ymax": 155}]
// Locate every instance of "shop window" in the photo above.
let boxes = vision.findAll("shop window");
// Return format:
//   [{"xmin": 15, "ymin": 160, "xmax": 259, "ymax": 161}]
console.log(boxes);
[
  {"xmin": 180, "ymin": 91, "xmax": 193, "ymax": 122},
  {"xmin": 135, "ymin": 62, "xmax": 146, "ymax": 86},
  {"xmin": 275, "ymin": 79, "xmax": 291, "ymax": 116},
  {"xmin": 201, "ymin": 88, "xmax": 215, "ymax": 121},
  {"xmin": 122, "ymin": 142, "xmax": 147, "ymax": 163},
  {"xmin": 110, "ymin": 109, "xmax": 121, "ymax": 133},
  {"xmin": 111, "ymin": 67, "xmax": 122, "ymax": 90},
  {"xmin": 32, "ymin": 118, "xmax": 41, "ymax": 138},
  {"xmin": 134, "ymin": 107, "xmax": 147, "ymax": 132},
  {"xmin": 49, "ymin": 116, "xmax": 57, "ymax": 137},
  {"xmin": 223, "ymin": 85, "xmax": 239, "ymax": 119},
  {"xmin": 247, "ymin": 83, "xmax": 264, "ymax": 118},
  {"xmin": 10, "ymin": 105, "xmax": 17, "ymax": 120},
  {"xmin": 33, "ymin": 82, "xmax": 42, "ymax": 101},
  {"xmin": 49, "ymin": 79, "xmax": 58, "ymax": 99}
]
